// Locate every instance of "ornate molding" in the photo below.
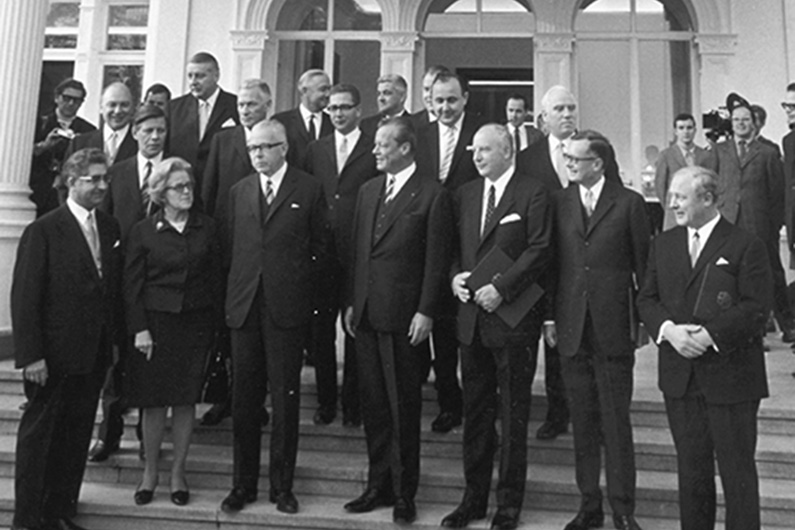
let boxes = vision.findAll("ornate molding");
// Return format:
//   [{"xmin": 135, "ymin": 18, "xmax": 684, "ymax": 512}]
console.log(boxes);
[
  {"xmin": 534, "ymin": 34, "xmax": 574, "ymax": 54},
  {"xmin": 230, "ymin": 30, "xmax": 269, "ymax": 50},
  {"xmin": 381, "ymin": 32, "xmax": 419, "ymax": 52},
  {"xmin": 696, "ymin": 34, "xmax": 737, "ymax": 56}
]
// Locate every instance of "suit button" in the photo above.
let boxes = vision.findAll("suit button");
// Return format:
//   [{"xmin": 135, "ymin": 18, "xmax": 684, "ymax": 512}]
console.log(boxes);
[
  {"xmin": 585, "ymin": 266, "xmax": 590, "ymax": 271},
  {"xmin": 585, "ymin": 241, "xmax": 590, "ymax": 246},
  {"xmin": 334, "ymin": 194, "xmax": 340, "ymax": 200}
]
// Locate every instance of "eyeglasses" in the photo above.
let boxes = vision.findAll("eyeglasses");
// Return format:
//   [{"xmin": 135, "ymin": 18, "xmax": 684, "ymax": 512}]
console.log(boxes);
[
  {"xmin": 59, "ymin": 94, "xmax": 85, "ymax": 104},
  {"xmin": 563, "ymin": 153, "xmax": 598, "ymax": 164},
  {"xmin": 76, "ymin": 174, "xmax": 110, "ymax": 184},
  {"xmin": 781, "ymin": 102, "xmax": 795, "ymax": 111},
  {"xmin": 247, "ymin": 142, "xmax": 284, "ymax": 153},
  {"xmin": 326, "ymin": 104, "xmax": 357, "ymax": 113},
  {"xmin": 166, "ymin": 182, "xmax": 194, "ymax": 194}
]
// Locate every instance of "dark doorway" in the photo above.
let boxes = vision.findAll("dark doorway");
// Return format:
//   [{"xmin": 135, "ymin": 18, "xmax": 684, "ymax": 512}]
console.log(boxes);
[{"xmin": 39, "ymin": 61, "xmax": 74, "ymax": 117}]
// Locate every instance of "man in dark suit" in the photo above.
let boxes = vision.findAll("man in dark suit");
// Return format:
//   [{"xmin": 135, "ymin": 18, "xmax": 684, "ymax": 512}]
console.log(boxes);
[
  {"xmin": 199, "ymin": 78, "xmax": 272, "ymax": 427},
  {"xmin": 410, "ymin": 64, "xmax": 449, "ymax": 130},
  {"xmin": 638, "ymin": 166, "xmax": 772, "ymax": 530},
  {"xmin": 504, "ymin": 93, "xmax": 544, "ymax": 153},
  {"xmin": 360, "ymin": 74, "xmax": 411, "ymax": 138},
  {"xmin": 143, "ymin": 83, "xmax": 171, "ymax": 114},
  {"xmin": 415, "ymin": 71, "xmax": 486, "ymax": 433},
  {"xmin": 88, "ymin": 104, "xmax": 167, "ymax": 462},
  {"xmin": 547, "ymin": 131, "xmax": 650, "ymax": 530},
  {"xmin": 168, "ymin": 51, "xmax": 240, "ymax": 192},
  {"xmin": 220, "ymin": 119, "xmax": 328, "ymax": 516},
  {"xmin": 655, "ymin": 113, "xmax": 717, "ymax": 231},
  {"xmin": 342, "ymin": 116, "xmax": 452, "ymax": 524},
  {"xmin": 782, "ymin": 82, "xmax": 795, "ymax": 271},
  {"xmin": 11, "ymin": 148, "xmax": 121, "ymax": 530},
  {"xmin": 272, "ymin": 69, "xmax": 332, "ymax": 169},
  {"xmin": 30, "ymin": 78, "xmax": 96, "ymax": 218},
  {"xmin": 714, "ymin": 103, "xmax": 794, "ymax": 342},
  {"xmin": 304, "ymin": 84, "xmax": 377, "ymax": 427},
  {"xmin": 442, "ymin": 124, "xmax": 551, "ymax": 530}
]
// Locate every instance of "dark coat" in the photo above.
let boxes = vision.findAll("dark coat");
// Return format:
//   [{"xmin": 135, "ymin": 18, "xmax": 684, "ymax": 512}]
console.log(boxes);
[
  {"xmin": 272, "ymin": 107, "xmax": 333, "ymax": 169},
  {"xmin": 654, "ymin": 144, "xmax": 717, "ymax": 230},
  {"xmin": 66, "ymin": 127, "xmax": 137, "ymax": 166},
  {"xmin": 415, "ymin": 112, "xmax": 487, "ymax": 192}
]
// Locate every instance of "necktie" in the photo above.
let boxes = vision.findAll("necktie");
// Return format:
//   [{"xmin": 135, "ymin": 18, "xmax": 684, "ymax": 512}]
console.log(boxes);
[
  {"xmin": 265, "ymin": 178, "xmax": 275, "ymax": 205},
  {"xmin": 738, "ymin": 139, "xmax": 747, "ymax": 160},
  {"xmin": 690, "ymin": 230, "xmax": 700, "ymax": 267},
  {"xmin": 142, "ymin": 161, "xmax": 153, "ymax": 215},
  {"xmin": 684, "ymin": 148, "xmax": 695, "ymax": 166},
  {"xmin": 308, "ymin": 114, "xmax": 317, "ymax": 141},
  {"xmin": 337, "ymin": 136, "xmax": 348, "ymax": 174},
  {"xmin": 199, "ymin": 99, "xmax": 210, "ymax": 140},
  {"xmin": 554, "ymin": 141, "xmax": 568, "ymax": 187},
  {"xmin": 439, "ymin": 125, "xmax": 456, "ymax": 182},
  {"xmin": 85, "ymin": 212, "xmax": 102, "ymax": 277},
  {"xmin": 584, "ymin": 188, "xmax": 595, "ymax": 217},
  {"xmin": 482, "ymin": 184, "xmax": 496, "ymax": 235},
  {"xmin": 384, "ymin": 175, "xmax": 396, "ymax": 204},
  {"xmin": 106, "ymin": 131, "xmax": 119, "ymax": 163},
  {"xmin": 514, "ymin": 125, "xmax": 522, "ymax": 153}
]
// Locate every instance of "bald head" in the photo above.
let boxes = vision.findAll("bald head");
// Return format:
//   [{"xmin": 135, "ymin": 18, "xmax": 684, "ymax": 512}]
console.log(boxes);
[
  {"xmin": 541, "ymin": 85, "xmax": 577, "ymax": 140},
  {"xmin": 101, "ymin": 82, "xmax": 134, "ymax": 131}
]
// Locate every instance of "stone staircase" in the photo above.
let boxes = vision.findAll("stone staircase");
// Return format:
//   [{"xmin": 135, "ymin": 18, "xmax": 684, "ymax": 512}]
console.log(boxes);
[{"xmin": 0, "ymin": 342, "xmax": 793, "ymax": 530}]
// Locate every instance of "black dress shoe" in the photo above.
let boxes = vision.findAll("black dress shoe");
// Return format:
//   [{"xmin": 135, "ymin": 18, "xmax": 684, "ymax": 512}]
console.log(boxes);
[
  {"xmin": 221, "ymin": 486, "xmax": 257, "ymax": 513},
  {"xmin": 612, "ymin": 515, "xmax": 642, "ymax": 530},
  {"xmin": 313, "ymin": 406, "xmax": 336, "ymax": 425},
  {"xmin": 344, "ymin": 487, "xmax": 396, "ymax": 513},
  {"xmin": 441, "ymin": 501, "xmax": 488, "ymax": 528},
  {"xmin": 491, "ymin": 508, "xmax": 520, "ymax": 530},
  {"xmin": 134, "ymin": 487, "xmax": 154, "ymax": 506},
  {"xmin": 393, "ymin": 497, "xmax": 416, "ymax": 524},
  {"xmin": 87, "ymin": 439, "xmax": 120, "ymax": 462},
  {"xmin": 171, "ymin": 490, "xmax": 190, "ymax": 506},
  {"xmin": 431, "ymin": 411, "xmax": 462, "ymax": 433},
  {"xmin": 536, "ymin": 421, "xmax": 568, "ymax": 440},
  {"xmin": 564, "ymin": 509, "xmax": 605, "ymax": 530},
  {"xmin": 260, "ymin": 407, "xmax": 270, "ymax": 427},
  {"xmin": 201, "ymin": 402, "xmax": 231, "ymax": 426},
  {"xmin": 51, "ymin": 518, "xmax": 89, "ymax": 530},
  {"xmin": 270, "ymin": 490, "xmax": 299, "ymax": 514}
]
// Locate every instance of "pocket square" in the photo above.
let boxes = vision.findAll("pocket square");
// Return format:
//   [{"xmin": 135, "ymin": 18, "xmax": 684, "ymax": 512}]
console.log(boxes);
[
  {"xmin": 499, "ymin": 213, "xmax": 521, "ymax": 225},
  {"xmin": 221, "ymin": 118, "xmax": 236, "ymax": 128},
  {"xmin": 113, "ymin": 240, "xmax": 121, "ymax": 249},
  {"xmin": 716, "ymin": 257, "xmax": 729, "ymax": 266},
  {"xmin": 290, "ymin": 203, "xmax": 300, "ymax": 209}
]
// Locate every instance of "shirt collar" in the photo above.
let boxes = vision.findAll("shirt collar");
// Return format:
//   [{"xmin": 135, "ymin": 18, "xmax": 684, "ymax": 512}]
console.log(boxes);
[
  {"xmin": 137, "ymin": 152, "xmax": 163, "ymax": 184},
  {"xmin": 387, "ymin": 161, "xmax": 417, "ymax": 198},
  {"xmin": 197, "ymin": 87, "xmax": 220, "ymax": 109},
  {"xmin": 482, "ymin": 165, "xmax": 514, "ymax": 202},
  {"xmin": 688, "ymin": 212, "xmax": 721, "ymax": 243},
  {"xmin": 579, "ymin": 175, "xmax": 606, "ymax": 205},
  {"xmin": 66, "ymin": 196, "xmax": 93, "ymax": 224},
  {"xmin": 104, "ymin": 122, "xmax": 130, "ymax": 143},
  {"xmin": 335, "ymin": 127, "xmax": 361, "ymax": 146},
  {"xmin": 440, "ymin": 112, "xmax": 465, "ymax": 132},
  {"xmin": 547, "ymin": 132, "xmax": 569, "ymax": 153},
  {"xmin": 260, "ymin": 161, "xmax": 288, "ymax": 198},
  {"xmin": 299, "ymin": 103, "xmax": 322, "ymax": 124}
]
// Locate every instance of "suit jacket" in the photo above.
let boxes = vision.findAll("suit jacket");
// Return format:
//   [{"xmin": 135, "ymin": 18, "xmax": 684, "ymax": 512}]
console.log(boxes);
[
  {"xmin": 201, "ymin": 125, "xmax": 253, "ymax": 261},
  {"xmin": 654, "ymin": 144, "xmax": 717, "ymax": 230},
  {"xmin": 272, "ymin": 107, "xmax": 333, "ymax": 169},
  {"xmin": 757, "ymin": 134, "xmax": 782, "ymax": 160},
  {"xmin": 349, "ymin": 167, "xmax": 453, "ymax": 333},
  {"xmin": 11, "ymin": 205, "xmax": 122, "ymax": 375},
  {"xmin": 410, "ymin": 109, "xmax": 432, "ymax": 131},
  {"xmin": 714, "ymin": 138, "xmax": 785, "ymax": 241},
  {"xmin": 451, "ymin": 172, "xmax": 552, "ymax": 348},
  {"xmin": 225, "ymin": 166, "xmax": 329, "ymax": 330},
  {"xmin": 304, "ymin": 131, "xmax": 378, "ymax": 272},
  {"xmin": 416, "ymin": 113, "xmax": 486, "ymax": 192},
  {"xmin": 637, "ymin": 218, "xmax": 771, "ymax": 403},
  {"xmin": 66, "ymin": 127, "xmax": 137, "ymax": 166},
  {"xmin": 506, "ymin": 123, "xmax": 545, "ymax": 152},
  {"xmin": 782, "ymin": 130, "xmax": 795, "ymax": 263},
  {"xmin": 30, "ymin": 112, "xmax": 96, "ymax": 192},
  {"xmin": 550, "ymin": 179, "xmax": 651, "ymax": 357},
  {"xmin": 168, "ymin": 89, "xmax": 240, "ymax": 186},
  {"xmin": 101, "ymin": 156, "xmax": 151, "ymax": 242},
  {"xmin": 360, "ymin": 109, "xmax": 411, "ymax": 139}
]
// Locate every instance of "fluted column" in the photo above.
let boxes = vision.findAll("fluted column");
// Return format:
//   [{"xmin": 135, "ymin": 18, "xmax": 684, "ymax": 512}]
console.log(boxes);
[{"xmin": 0, "ymin": 0, "xmax": 48, "ymax": 335}]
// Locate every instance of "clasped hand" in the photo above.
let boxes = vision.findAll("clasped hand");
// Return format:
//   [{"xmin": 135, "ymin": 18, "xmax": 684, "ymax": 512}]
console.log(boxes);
[
  {"xmin": 451, "ymin": 272, "xmax": 502, "ymax": 312},
  {"xmin": 135, "ymin": 330, "xmax": 154, "ymax": 361},
  {"xmin": 664, "ymin": 323, "xmax": 713, "ymax": 359}
]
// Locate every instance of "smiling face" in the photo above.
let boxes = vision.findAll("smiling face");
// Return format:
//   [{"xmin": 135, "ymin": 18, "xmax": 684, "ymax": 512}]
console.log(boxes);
[
  {"xmin": 565, "ymin": 138, "xmax": 602, "ymax": 187},
  {"xmin": 328, "ymin": 91, "xmax": 361, "ymax": 135},
  {"xmin": 69, "ymin": 163, "xmax": 109, "ymax": 210},
  {"xmin": 373, "ymin": 123, "xmax": 410, "ymax": 174},
  {"xmin": 669, "ymin": 170, "xmax": 714, "ymax": 228},
  {"xmin": 731, "ymin": 106, "xmax": 755, "ymax": 141},
  {"xmin": 101, "ymin": 83, "xmax": 133, "ymax": 131},
  {"xmin": 300, "ymin": 73, "xmax": 331, "ymax": 112},
  {"xmin": 376, "ymin": 80, "xmax": 405, "ymax": 116},
  {"xmin": 472, "ymin": 126, "xmax": 512, "ymax": 182},
  {"xmin": 432, "ymin": 78, "xmax": 467, "ymax": 127}
]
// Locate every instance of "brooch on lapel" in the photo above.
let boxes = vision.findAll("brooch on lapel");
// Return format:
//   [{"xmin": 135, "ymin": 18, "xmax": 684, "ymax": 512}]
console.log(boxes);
[{"xmin": 716, "ymin": 291, "xmax": 733, "ymax": 309}]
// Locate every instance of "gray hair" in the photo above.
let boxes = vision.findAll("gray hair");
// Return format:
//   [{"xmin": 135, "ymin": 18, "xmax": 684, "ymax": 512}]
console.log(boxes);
[{"xmin": 148, "ymin": 157, "xmax": 194, "ymax": 206}]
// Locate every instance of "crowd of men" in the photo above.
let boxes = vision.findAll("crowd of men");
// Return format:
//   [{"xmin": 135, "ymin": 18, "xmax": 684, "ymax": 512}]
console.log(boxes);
[{"xmin": 13, "ymin": 49, "xmax": 793, "ymax": 530}]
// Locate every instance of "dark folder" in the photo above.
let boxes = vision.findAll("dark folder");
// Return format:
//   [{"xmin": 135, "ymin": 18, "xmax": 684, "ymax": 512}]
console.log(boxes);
[
  {"xmin": 692, "ymin": 263, "xmax": 738, "ymax": 323},
  {"xmin": 465, "ymin": 245, "xmax": 544, "ymax": 328}
]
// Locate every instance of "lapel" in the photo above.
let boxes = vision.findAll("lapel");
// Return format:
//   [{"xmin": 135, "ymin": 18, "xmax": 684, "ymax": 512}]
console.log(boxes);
[
  {"xmin": 264, "ymin": 167, "xmax": 298, "ymax": 225},
  {"xmin": 59, "ymin": 206, "xmax": 102, "ymax": 284},
  {"xmin": 462, "ymin": 180, "xmax": 484, "ymax": 255},
  {"xmin": 686, "ymin": 217, "xmax": 731, "ymax": 290},
  {"xmin": 320, "ymin": 113, "xmax": 334, "ymax": 138},
  {"xmin": 479, "ymin": 174, "xmax": 516, "ymax": 247},
  {"xmin": 318, "ymin": 136, "xmax": 338, "ymax": 198},
  {"xmin": 242, "ymin": 174, "xmax": 262, "ymax": 228},
  {"xmin": 184, "ymin": 96, "xmax": 200, "ymax": 139},
  {"xmin": 740, "ymin": 139, "xmax": 760, "ymax": 169},
  {"xmin": 294, "ymin": 108, "xmax": 312, "ymax": 144},
  {"xmin": 448, "ymin": 114, "xmax": 473, "ymax": 175},
  {"xmin": 565, "ymin": 185, "xmax": 587, "ymax": 237},
  {"xmin": 232, "ymin": 126, "xmax": 249, "ymax": 163},
  {"xmin": 342, "ymin": 133, "xmax": 369, "ymax": 173},
  {"xmin": 373, "ymin": 170, "xmax": 422, "ymax": 246},
  {"xmin": 428, "ymin": 122, "xmax": 441, "ymax": 175},
  {"xmin": 96, "ymin": 211, "xmax": 117, "ymax": 287},
  {"xmin": 206, "ymin": 90, "xmax": 228, "ymax": 134},
  {"xmin": 121, "ymin": 162, "xmax": 145, "ymax": 214},
  {"xmin": 671, "ymin": 145, "xmax": 687, "ymax": 168},
  {"xmin": 539, "ymin": 139, "xmax": 563, "ymax": 191},
  {"xmin": 360, "ymin": 175, "xmax": 384, "ymax": 251},
  {"xmin": 694, "ymin": 146, "xmax": 710, "ymax": 166},
  {"xmin": 585, "ymin": 179, "xmax": 618, "ymax": 237}
]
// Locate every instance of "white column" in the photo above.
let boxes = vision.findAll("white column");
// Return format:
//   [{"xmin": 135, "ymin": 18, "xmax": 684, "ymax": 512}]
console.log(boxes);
[
  {"xmin": 144, "ymin": 0, "xmax": 191, "ymax": 96},
  {"xmin": 0, "ymin": 0, "xmax": 48, "ymax": 334},
  {"xmin": 533, "ymin": 33, "xmax": 574, "ymax": 112},
  {"xmin": 230, "ymin": 30, "xmax": 270, "ymax": 92},
  {"xmin": 381, "ymin": 31, "xmax": 419, "ymax": 108},
  {"xmin": 695, "ymin": 34, "xmax": 737, "ymax": 109}
]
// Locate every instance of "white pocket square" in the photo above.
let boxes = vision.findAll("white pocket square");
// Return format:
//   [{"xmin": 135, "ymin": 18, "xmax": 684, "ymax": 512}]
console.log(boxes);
[
  {"xmin": 716, "ymin": 257, "xmax": 729, "ymax": 266},
  {"xmin": 499, "ymin": 213, "xmax": 521, "ymax": 225},
  {"xmin": 113, "ymin": 240, "xmax": 121, "ymax": 249},
  {"xmin": 290, "ymin": 203, "xmax": 300, "ymax": 209},
  {"xmin": 221, "ymin": 118, "xmax": 236, "ymax": 128}
]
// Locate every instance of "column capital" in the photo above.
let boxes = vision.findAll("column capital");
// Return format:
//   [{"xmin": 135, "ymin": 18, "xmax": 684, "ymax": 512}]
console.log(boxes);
[
  {"xmin": 535, "ymin": 33, "xmax": 574, "ymax": 54},
  {"xmin": 695, "ymin": 34, "xmax": 737, "ymax": 56},
  {"xmin": 380, "ymin": 31, "xmax": 419, "ymax": 52},
  {"xmin": 230, "ymin": 30, "xmax": 269, "ymax": 50}
]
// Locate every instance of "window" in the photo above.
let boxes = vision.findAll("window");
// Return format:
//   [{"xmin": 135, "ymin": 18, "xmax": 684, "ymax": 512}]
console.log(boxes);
[
  {"xmin": 424, "ymin": 0, "xmax": 534, "ymax": 34},
  {"xmin": 106, "ymin": 3, "xmax": 149, "ymax": 51},
  {"xmin": 45, "ymin": 1, "xmax": 80, "ymax": 49}
]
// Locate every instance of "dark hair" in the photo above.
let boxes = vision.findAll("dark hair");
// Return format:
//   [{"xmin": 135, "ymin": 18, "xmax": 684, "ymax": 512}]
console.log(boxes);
[
  {"xmin": 751, "ymin": 104, "xmax": 767, "ymax": 125},
  {"xmin": 787, "ymin": 82, "xmax": 795, "ymax": 92},
  {"xmin": 432, "ymin": 71, "xmax": 469, "ymax": 96},
  {"xmin": 673, "ymin": 113, "xmax": 695, "ymax": 126},
  {"xmin": 133, "ymin": 104, "xmax": 167, "ymax": 128},
  {"xmin": 189, "ymin": 51, "xmax": 219, "ymax": 71},
  {"xmin": 330, "ymin": 83, "xmax": 361, "ymax": 106},
  {"xmin": 571, "ymin": 129, "xmax": 612, "ymax": 166},
  {"xmin": 379, "ymin": 116, "xmax": 416, "ymax": 154},
  {"xmin": 62, "ymin": 148, "xmax": 107, "ymax": 185},
  {"xmin": 54, "ymin": 78, "xmax": 87, "ymax": 100},
  {"xmin": 425, "ymin": 64, "xmax": 450, "ymax": 77},
  {"xmin": 145, "ymin": 83, "xmax": 171, "ymax": 100},
  {"xmin": 506, "ymin": 93, "xmax": 528, "ymax": 110}
]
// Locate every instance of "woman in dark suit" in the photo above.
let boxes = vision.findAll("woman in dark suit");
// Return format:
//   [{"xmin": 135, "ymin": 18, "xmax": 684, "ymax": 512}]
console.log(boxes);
[{"xmin": 123, "ymin": 157, "xmax": 221, "ymax": 506}]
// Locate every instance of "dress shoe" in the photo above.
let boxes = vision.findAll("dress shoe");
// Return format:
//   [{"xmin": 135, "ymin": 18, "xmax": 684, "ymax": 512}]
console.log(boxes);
[
  {"xmin": 782, "ymin": 327, "xmax": 795, "ymax": 343},
  {"xmin": 260, "ymin": 407, "xmax": 270, "ymax": 427},
  {"xmin": 344, "ymin": 487, "xmax": 395, "ymax": 513},
  {"xmin": 200, "ymin": 402, "xmax": 231, "ymax": 426},
  {"xmin": 564, "ymin": 509, "xmax": 604, "ymax": 530},
  {"xmin": 87, "ymin": 439, "xmax": 120, "ymax": 462},
  {"xmin": 612, "ymin": 514, "xmax": 642, "ymax": 530},
  {"xmin": 536, "ymin": 421, "xmax": 568, "ymax": 440},
  {"xmin": 491, "ymin": 508, "xmax": 520, "ymax": 530},
  {"xmin": 220, "ymin": 486, "xmax": 257, "ymax": 513},
  {"xmin": 393, "ymin": 497, "xmax": 417, "ymax": 524},
  {"xmin": 134, "ymin": 487, "xmax": 155, "ymax": 506},
  {"xmin": 50, "ymin": 518, "xmax": 89, "ymax": 530},
  {"xmin": 171, "ymin": 490, "xmax": 190, "ymax": 506},
  {"xmin": 313, "ymin": 406, "xmax": 336, "ymax": 425},
  {"xmin": 431, "ymin": 411, "xmax": 462, "ymax": 433},
  {"xmin": 270, "ymin": 490, "xmax": 299, "ymax": 514},
  {"xmin": 441, "ymin": 501, "xmax": 488, "ymax": 528}
]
